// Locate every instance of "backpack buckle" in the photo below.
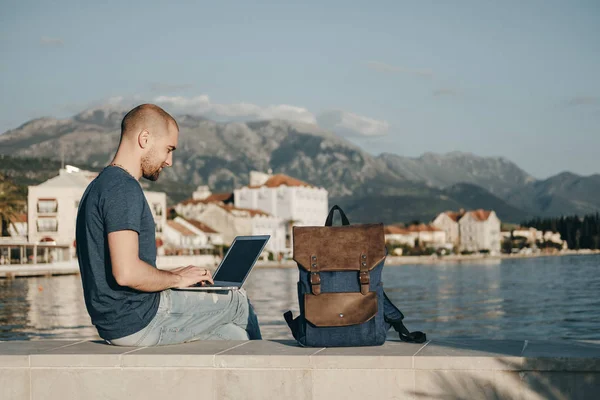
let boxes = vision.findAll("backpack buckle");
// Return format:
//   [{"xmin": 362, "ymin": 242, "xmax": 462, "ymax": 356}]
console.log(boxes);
[
  {"xmin": 359, "ymin": 270, "xmax": 370, "ymax": 285},
  {"xmin": 310, "ymin": 272, "xmax": 321, "ymax": 295},
  {"xmin": 310, "ymin": 272, "xmax": 321, "ymax": 285}
]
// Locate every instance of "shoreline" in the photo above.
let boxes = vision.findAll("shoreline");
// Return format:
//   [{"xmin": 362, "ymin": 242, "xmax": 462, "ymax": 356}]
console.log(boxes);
[
  {"xmin": 385, "ymin": 249, "xmax": 600, "ymax": 265},
  {"xmin": 1, "ymin": 249, "xmax": 598, "ymax": 278},
  {"xmin": 256, "ymin": 249, "xmax": 600, "ymax": 268}
]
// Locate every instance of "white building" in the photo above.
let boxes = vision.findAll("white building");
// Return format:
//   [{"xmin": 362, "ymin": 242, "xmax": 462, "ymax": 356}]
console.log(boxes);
[
  {"xmin": 235, "ymin": 171, "xmax": 328, "ymax": 227},
  {"xmin": 510, "ymin": 227, "xmax": 540, "ymax": 244},
  {"xmin": 175, "ymin": 172, "xmax": 328, "ymax": 258},
  {"xmin": 27, "ymin": 166, "xmax": 167, "ymax": 255},
  {"xmin": 384, "ymin": 226, "xmax": 416, "ymax": 247},
  {"xmin": 384, "ymin": 224, "xmax": 447, "ymax": 248},
  {"xmin": 176, "ymin": 202, "xmax": 285, "ymax": 256},
  {"xmin": 406, "ymin": 224, "xmax": 447, "ymax": 248},
  {"xmin": 7, "ymin": 213, "xmax": 28, "ymax": 241},
  {"xmin": 501, "ymin": 228, "xmax": 566, "ymax": 249},
  {"xmin": 234, "ymin": 171, "xmax": 328, "ymax": 253},
  {"xmin": 174, "ymin": 186, "xmax": 233, "ymax": 220},
  {"xmin": 432, "ymin": 210, "xmax": 465, "ymax": 247},
  {"xmin": 543, "ymin": 231, "xmax": 564, "ymax": 245},
  {"xmin": 458, "ymin": 210, "xmax": 501, "ymax": 254},
  {"xmin": 163, "ymin": 217, "xmax": 223, "ymax": 252}
]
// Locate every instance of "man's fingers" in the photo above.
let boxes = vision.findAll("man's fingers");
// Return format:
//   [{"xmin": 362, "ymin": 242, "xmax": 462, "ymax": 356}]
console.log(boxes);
[
  {"xmin": 197, "ymin": 277, "xmax": 214, "ymax": 286},
  {"xmin": 196, "ymin": 269, "xmax": 211, "ymax": 277}
]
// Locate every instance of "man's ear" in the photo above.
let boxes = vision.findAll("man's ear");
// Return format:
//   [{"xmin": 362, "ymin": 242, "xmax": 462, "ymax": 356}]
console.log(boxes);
[{"xmin": 138, "ymin": 129, "xmax": 150, "ymax": 149}]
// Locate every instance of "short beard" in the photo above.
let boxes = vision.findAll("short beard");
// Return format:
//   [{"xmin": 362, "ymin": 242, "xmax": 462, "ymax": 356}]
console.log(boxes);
[{"xmin": 141, "ymin": 151, "xmax": 162, "ymax": 181}]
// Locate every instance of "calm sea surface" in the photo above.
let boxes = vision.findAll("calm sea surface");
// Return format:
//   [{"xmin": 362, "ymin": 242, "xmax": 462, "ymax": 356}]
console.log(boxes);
[{"xmin": 1, "ymin": 254, "xmax": 599, "ymax": 341}]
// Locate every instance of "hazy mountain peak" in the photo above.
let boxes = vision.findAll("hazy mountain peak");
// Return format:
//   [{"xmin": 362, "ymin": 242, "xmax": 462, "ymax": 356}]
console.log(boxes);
[
  {"xmin": 73, "ymin": 105, "xmax": 128, "ymax": 129},
  {"xmin": 422, "ymin": 150, "xmax": 475, "ymax": 160},
  {"xmin": 14, "ymin": 117, "xmax": 67, "ymax": 132},
  {"xmin": 421, "ymin": 151, "xmax": 514, "ymax": 164},
  {"xmin": 549, "ymin": 171, "xmax": 581, "ymax": 181},
  {"xmin": 248, "ymin": 118, "xmax": 332, "ymax": 138},
  {"xmin": 378, "ymin": 151, "xmax": 534, "ymax": 197}
]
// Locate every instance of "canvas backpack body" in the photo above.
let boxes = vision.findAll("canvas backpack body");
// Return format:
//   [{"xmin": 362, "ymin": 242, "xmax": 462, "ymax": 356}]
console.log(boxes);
[{"xmin": 284, "ymin": 205, "xmax": 426, "ymax": 347}]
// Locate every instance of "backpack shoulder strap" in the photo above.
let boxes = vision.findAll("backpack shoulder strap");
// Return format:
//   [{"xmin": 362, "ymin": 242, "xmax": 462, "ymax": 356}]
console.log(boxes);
[
  {"xmin": 283, "ymin": 311, "xmax": 301, "ymax": 341},
  {"xmin": 383, "ymin": 291, "xmax": 427, "ymax": 344}
]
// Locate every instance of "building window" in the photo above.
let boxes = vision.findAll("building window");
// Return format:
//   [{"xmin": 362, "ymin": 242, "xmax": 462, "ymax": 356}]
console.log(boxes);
[
  {"xmin": 38, "ymin": 199, "xmax": 58, "ymax": 214},
  {"xmin": 37, "ymin": 218, "xmax": 58, "ymax": 232},
  {"xmin": 153, "ymin": 203, "xmax": 163, "ymax": 216}
]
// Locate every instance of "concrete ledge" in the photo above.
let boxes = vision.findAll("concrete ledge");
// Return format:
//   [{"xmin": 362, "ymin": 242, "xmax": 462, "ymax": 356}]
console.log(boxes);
[{"xmin": 1, "ymin": 339, "xmax": 599, "ymax": 399}]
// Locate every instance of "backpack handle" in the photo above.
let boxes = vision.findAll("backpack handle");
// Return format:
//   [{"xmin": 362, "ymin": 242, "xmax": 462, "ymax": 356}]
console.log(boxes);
[{"xmin": 325, "ymin": 205, "xmax": 350, "ymax": 226}]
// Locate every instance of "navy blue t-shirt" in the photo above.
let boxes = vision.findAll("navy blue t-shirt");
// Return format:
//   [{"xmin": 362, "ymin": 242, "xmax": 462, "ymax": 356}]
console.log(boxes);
[{"xmin": 75, "ymin": 166, "xmax": 159, "ymax": 340}]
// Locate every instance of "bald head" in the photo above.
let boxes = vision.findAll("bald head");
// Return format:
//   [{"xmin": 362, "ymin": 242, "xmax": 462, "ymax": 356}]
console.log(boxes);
[
  {"xmin": 114, "ymin": 104, "xmax": 179, "ymax": 182},
  {"xmin": 120, "ymin": 104, "xmax": 178, "ymax": 139}
]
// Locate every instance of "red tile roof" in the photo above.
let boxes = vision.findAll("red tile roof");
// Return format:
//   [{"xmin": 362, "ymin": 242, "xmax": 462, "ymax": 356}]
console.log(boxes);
[
  {"xmin": 384, "ymin": 225, "xmax": 410, "ymax": 235},
  {"xmin": 10, "ymin": 213, "xmax": 27, "ymax": 223},
  {"xmin": 468, "ymin": 209, "xmax": 492, "ymax": 222},
  {"xmin": 217, "ymin": 204, "xmax": 271, "ymax": 217},
  {"xmin": 445, "ymin": 210, "xmax": 466, "ymax": 222},
  {"xmin": 167, "ymin": 221, "xmax": 196, "ymax": 236},
  {"xmin": 184, "ymin": 219, "xmax": 218, "ymax": 234},
  {"xmin": 179, "ymin": 192, "xmax": 233, "ymax": 206},
  {"xmin": 249, "ymin": 174, "xmax": 312, "ymax": 189},
  {"xmin": 406, "ymin": 223, "xmax": 442, "ymax": 233}
]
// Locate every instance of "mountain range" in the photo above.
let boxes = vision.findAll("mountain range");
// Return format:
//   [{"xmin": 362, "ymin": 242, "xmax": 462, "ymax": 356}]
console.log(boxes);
[{"xmin": 1, "ymin": 106, "xmax": 598, "ymax": 224}]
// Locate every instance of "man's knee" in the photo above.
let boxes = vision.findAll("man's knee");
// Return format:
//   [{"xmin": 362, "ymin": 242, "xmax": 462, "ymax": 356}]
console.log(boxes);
[
  {"xmin": 230, "ymin": 289, "xmax": 252, "ymax": 319},
  {"xmin": 208, "ymin": 323, "xmax": 250, "ymax": 340},
  {"xmin": 233, "ymin": 289, "xmax": 250, "ymax": 306}
]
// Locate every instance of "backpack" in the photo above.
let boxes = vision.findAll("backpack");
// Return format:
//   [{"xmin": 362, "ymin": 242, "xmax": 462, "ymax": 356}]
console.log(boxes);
[{"xmin": 283, "ymin": 205, "xmax": 426, "ymax": 347}]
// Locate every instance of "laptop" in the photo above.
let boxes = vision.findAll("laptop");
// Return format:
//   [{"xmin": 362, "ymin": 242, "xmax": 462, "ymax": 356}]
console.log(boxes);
[{"xmin": 174, "ymin": 235, "xmax": 270, "ymax": 291}]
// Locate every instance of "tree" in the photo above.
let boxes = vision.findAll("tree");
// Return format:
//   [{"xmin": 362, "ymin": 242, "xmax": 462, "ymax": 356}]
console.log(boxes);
[
  {"xmin": 502, "ymin": 238, "xmax": 513, "ymax": 254},
  {"xmin": 522, "ymin": 213, "xmax": 600, "ymax": 251},
  {"xmin": 0, "ymin": 174, "xmax": 26, "ymax": 237},
  {"xmin": 168, "ymin": 207, "xmax": 180, "ymax": 220}
]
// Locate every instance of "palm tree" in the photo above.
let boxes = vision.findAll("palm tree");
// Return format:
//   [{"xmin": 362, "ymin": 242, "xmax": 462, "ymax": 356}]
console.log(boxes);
[{"xmin": 0, "ymin": 174, "xmax": 26, "ymax": 237}]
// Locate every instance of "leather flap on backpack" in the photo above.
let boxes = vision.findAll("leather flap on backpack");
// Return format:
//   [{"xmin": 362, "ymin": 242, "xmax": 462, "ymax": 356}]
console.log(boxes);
[
  {"xmin": 304, "ymin": 292, "xmax": 378, "ymax": 327},
  {"xmin": 293, "ymin": 224, "xmax": 385, "ymax": 271}
]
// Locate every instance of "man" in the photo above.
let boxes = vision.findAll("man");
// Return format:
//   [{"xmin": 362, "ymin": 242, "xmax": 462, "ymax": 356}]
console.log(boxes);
[{"xmin": 76, "ymin": 104, "xmax": 261, "ymax": 346}]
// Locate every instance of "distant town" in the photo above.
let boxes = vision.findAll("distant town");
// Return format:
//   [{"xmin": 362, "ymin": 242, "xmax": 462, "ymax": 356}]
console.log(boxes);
[{"xmin": 0, "ymin": 165, "xmax": 576, "ymax": 267}]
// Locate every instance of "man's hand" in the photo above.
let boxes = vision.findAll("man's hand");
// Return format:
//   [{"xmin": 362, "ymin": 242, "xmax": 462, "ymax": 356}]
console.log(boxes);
[{"xmin": 170, "ymin": 266, "xmax": 214, "ymax": 288}]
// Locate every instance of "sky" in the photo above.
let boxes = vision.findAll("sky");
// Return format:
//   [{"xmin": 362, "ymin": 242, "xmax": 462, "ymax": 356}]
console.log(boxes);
[{"xmin": 1, "ymin": 0, "xmax": 599, "ymax": 178}]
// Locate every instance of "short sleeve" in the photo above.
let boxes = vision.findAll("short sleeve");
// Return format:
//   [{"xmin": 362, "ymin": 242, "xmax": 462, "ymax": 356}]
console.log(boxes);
[{"xmin": 102, "ymin": 181, "xmax": 145, "ymax": 234}]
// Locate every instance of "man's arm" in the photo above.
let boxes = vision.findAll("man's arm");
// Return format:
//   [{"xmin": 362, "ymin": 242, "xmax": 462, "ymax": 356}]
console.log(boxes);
[{"xmin": 108, "ymin": 230, "xmax": 212, "ymax": 292}]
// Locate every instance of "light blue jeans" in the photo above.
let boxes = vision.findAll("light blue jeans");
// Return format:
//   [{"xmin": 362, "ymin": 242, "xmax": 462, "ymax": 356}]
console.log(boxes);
[{"xmin": 108, "ymin": 288, "xmax": 262, "ymax": 346}]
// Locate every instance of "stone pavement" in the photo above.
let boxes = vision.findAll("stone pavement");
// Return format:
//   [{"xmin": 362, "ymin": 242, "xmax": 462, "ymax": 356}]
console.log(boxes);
[{"xmin": 1, "ymin": 338, "xmax": 599, "ymax": 399}]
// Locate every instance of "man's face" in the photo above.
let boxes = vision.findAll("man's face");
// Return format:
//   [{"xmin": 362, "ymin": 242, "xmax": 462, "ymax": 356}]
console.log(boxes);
[{"xmin": 141, "ymin": 122, "xmax": 179, "ymax": 181}]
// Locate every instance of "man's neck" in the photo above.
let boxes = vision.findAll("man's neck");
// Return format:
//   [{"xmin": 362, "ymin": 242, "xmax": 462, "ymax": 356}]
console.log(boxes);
[{"xmin": 110, "ymin": 154, "xmax": 142, "ymax": 180}]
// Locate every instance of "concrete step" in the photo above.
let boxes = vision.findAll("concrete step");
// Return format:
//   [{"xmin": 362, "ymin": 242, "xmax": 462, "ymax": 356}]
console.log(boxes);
[{"xmin": 1, "ymin": 339, "xmax": 599, "ymax": 399}]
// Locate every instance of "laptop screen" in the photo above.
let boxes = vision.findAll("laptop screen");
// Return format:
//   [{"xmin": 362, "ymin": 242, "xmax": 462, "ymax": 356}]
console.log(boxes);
[{"xmin": 214, "ymin": 236, "xmax": 269, "ymax": 284}]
